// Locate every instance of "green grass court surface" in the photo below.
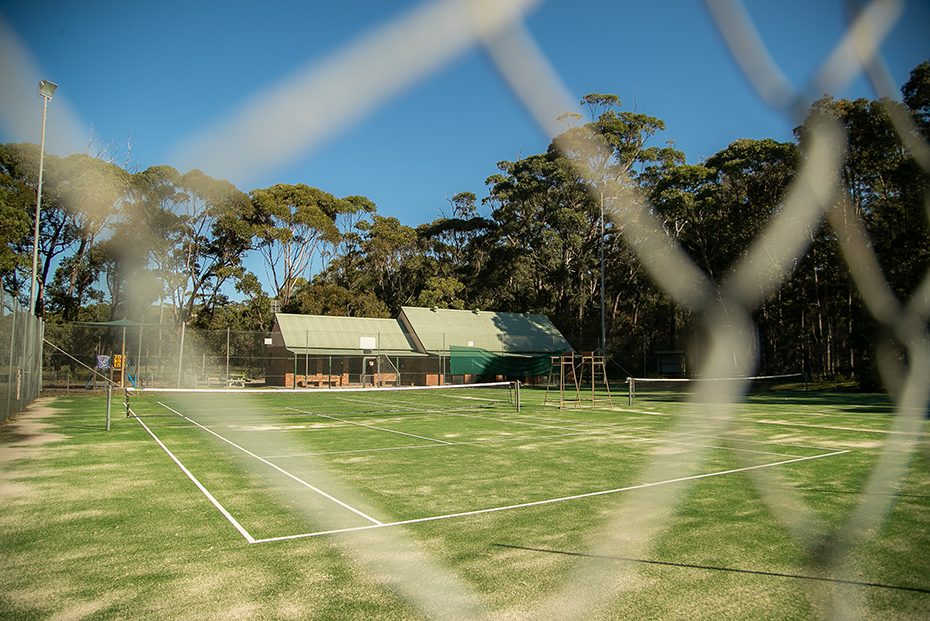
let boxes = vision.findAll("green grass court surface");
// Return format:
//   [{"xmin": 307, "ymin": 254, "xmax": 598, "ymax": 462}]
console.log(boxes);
[{"xmin": 1, "ymin": 386, "xmax": 928, "ymax": 619}]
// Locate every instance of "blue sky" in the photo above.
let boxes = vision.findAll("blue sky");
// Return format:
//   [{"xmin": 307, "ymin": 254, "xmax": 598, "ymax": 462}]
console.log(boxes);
[{"xmin": 1, "ymin": 0, "xmax": 928, "ymax": 232}]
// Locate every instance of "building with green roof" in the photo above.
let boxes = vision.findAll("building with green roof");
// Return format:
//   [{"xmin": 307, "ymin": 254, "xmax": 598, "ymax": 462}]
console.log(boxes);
[{"xmin": 266, "ymin": 306, "xmax": 572, "ymax": 387}]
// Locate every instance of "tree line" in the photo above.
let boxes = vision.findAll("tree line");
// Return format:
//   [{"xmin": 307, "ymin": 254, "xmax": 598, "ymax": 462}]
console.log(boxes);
[{"xmin": 2, "ymin": 61, "xmax": 928, "ymax": 384}]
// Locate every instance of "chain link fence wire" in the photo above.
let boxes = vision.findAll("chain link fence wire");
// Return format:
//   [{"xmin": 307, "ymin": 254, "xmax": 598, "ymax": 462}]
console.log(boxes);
[
  {"xmin": 42, "ymin": 322, "xmax": 273, "ymax": 390},
  {"xmin": 174, "ymin": 1, "xmax": 930, "ymax": 619},
  {"xmin": 1, "ymin": 290, "xmax": 43, "ymax": 424},
  {"xmin": 18, "ymin": 0, "xmax": 930, "ymax": 618},
  {"xmin": 42, "ymin": 324, "xmax": 568, "ymax": 390},
  {"xmin": 170, "ymin": 1, "xmax": 930, "ymax": 619}
]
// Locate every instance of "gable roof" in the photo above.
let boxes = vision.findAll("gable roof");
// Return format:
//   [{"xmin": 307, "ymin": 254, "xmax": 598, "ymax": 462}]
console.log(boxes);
[
  {"xmin": 274, "ymin": 313, "xmax": 418, "ymax": 355},
  {"xmin": 272, "ymin": 307, "xmax": 572, "ymax": 357},
  {"xmin": 398, "ymin": 307, "xmax": 571, "ymax": 354}
]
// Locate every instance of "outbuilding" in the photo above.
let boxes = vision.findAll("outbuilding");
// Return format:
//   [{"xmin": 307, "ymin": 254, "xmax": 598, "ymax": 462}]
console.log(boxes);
[{"xmin": 266, "ymin": 306, "xmax": 572, "ymax": 387}]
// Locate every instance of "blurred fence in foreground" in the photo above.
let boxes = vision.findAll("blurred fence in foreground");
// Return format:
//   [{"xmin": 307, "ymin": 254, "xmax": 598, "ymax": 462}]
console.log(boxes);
[
  {"xmin": 17, "ymin": 1, "xmax": 930, "ymax": 619},
  {"xmin": 1, "ymin": 290, "xmax": 43, "ymax": 424}
]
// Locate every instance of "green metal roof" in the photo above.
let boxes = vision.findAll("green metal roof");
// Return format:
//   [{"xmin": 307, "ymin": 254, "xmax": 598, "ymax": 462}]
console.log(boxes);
[
  {"xmin": 274, "ymin": 313, "xmax": 417, "ymax": 355},
  {"xmin": 399, "ymin": 307, "xmax": 571, "ymax": 354},
  {"xmin": 273, "ymin": 308, "xmax": 572, "ymax": 357}
]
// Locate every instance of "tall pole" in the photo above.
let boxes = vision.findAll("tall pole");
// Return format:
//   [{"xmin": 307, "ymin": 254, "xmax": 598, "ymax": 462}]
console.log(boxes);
[
  {"xmin": 29, "ymin": 93, "xmax": 51, "ymax": 315},
  {"xmin": 599, "ymin": 190, "xmax": 607, "ymax": 355}
]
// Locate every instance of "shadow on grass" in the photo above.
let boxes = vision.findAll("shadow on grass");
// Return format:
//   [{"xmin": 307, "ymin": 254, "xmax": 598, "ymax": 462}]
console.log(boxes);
[
  {"xmin": 616, "ymin": 389, "xmax": 900, "ymax": 412},
  {"xmin": 780, "ymin": 487, "xmax": 930, "ymax": 500},
  {"xmin": 493, "ymin": 544, "xmax": 930, "ymax": 594}
]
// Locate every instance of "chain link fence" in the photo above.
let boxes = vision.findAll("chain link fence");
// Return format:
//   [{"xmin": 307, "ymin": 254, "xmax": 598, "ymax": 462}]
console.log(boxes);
[
  {"xmin": 187, "ymin": 2, "xmax": 923, "ymax": 619},
  {"xmin": 1, "ymin": 290, "xmax": 43, "ymax": 424},
  {"xmin": 14, "ymin": 1, "xmax": 930, "ymax": 618},
  {"xmin": 42, "ymin": 323, "xmax": 570, "ymax": 391},
  {"xmin": 42, "ymin": 322, "xmax": 273, "ymax": 390}
]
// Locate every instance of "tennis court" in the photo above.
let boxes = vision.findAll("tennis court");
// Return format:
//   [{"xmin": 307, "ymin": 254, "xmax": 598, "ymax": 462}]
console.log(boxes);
[
  {"xmin": 127, "ymin": 383, "xmax": 868, "ymax": 545},
  {"xmin": 2, "ymin": 384, "xmax": 928, "ymax": 619}
]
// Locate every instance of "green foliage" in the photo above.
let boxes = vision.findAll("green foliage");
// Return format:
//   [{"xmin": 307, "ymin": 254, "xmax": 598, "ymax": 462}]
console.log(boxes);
[
  {"xmin": 249, "ymin": 183, "xmax": 344, "ymax": 307},
  {"xmin": 286, "ymin": 281, "xmax": 391, "ymax": 318},
  {"xmin": 5, "ymin": 60, "xmax": 929, "ymax": 386}
]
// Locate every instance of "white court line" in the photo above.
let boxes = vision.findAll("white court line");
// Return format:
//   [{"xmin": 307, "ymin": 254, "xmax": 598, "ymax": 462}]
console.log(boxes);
[
  {"xmin": 757, "ymin": 420, "xmax": 930, "ymax": 437},
  {"xmin": 489, "ymin": 410, "xmax": 832, "ymax": 452},
  {"xmin": 250, "ymin": 449, "xmax": 851, "ymax": 544},
  {"xmin": 451, "ymin": 411, "xmax": 810, "ymax": 459},
  {"xmin": 264, "ymin": 432, "xmax": 601, "ymax": 459},
  {"xmin": 285, "ymin": 407, "xmax": 453, "ymax": 444},
  {"xmin": 132, "ymin": 413, "xmax": 256, "ymax": 544},
  {"xmin": 156, "ymin": 401, "xmax": 383, "ymax": 527}
]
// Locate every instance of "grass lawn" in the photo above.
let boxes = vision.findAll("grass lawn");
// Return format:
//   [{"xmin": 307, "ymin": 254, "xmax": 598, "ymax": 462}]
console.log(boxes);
[{"xmin": 1, "ymin": 385, "xmax": 928, "ymax": 620}]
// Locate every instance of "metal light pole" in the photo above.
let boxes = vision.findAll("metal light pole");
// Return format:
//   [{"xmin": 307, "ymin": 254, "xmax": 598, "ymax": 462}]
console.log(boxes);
[
  {"xmin": 599, "ymin": 190, "xmax": 607, "ymax": 354},
  {"xmin": 29, "ymin": 79, "xmax": 58, "ymax": 316}
]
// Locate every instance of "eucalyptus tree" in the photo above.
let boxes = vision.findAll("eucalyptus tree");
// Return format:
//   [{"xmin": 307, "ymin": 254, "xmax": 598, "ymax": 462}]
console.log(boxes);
[
  {"xmin": 120, "ymin": 166, "xmax": 255, "ymax": 324},
  {"xmin": 249, "ymin": 183, "xmax": 343, "ymax": 308},
  {"xmin": 172, "ymin": 169, "xmax": 256, "ymax": 324},
  {"xmin": 473, "ymin": 94, "xmax": 681, "ymax": 348},
  {"xmin": 647, "ymin": 138, "xmax": 799, "ymax": 368},
  {"xmin": 354, "ymin": 214, "xmax": 425, "ymax": 313},
  {"xmin": 0, "ymin": 143, "xmax": 39, "ymax": 297},
  {"xmin": 285, "ymin": 281, "xmax": 391, "ymax": 318},
  {"xmin": 482, "ymin": 150, "xmax": 598, "ymax": 326},
  {"xmin": 418, "ymin": 191, "xmax": 492, "ymax": 309},
  {"xmin": 0, "ymin": 143, "xmax": 89, "ymax": 316},
  {"xmin": 45, "ymin": 153, "xmax": 131, "ymax": 319}
]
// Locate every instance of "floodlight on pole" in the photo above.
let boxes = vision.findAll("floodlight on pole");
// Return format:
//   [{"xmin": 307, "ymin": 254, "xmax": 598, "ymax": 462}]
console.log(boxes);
[{"xmin": 29, "ymin": 80, "xmax": 57, "ymax": 316}]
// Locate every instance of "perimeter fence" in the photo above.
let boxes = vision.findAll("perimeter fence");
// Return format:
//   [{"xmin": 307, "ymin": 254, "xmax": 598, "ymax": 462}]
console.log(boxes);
[
  {"xmin": 18, "ymin": 1, "xmax": 930, "ymax": 619},
  {"xmin": 1, "ymin": 290, "xmax": 43, "ymax": 424},
  {"xmin": 41, "ymin": 323, "xmax": 569, "ymax": 389},
  {"xmin": 42, "ymin": 322, "xmax": 272, "ymax": 390}
]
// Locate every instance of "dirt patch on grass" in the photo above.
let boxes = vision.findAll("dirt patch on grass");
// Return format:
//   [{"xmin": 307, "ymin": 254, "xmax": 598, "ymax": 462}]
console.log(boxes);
[
  {"xmin": 0, "ymin": 397, "xmax": 67, "ymax": 458},
  {"xmin": 0, "ymin": 398, "xmax": 67, "ymax": 502}
]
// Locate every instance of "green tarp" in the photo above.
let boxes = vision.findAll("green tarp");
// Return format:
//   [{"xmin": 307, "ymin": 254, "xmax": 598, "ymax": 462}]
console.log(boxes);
[{"xmin": 449, "ymin": 345, "xmax": 556, "ymax": 376}]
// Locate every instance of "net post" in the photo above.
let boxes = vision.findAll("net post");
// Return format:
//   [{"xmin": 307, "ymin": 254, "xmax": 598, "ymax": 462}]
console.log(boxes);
[
  {"xmin": 628, "ymin": 377, "xmax": 634, "ymax": 406},
  {"xmin": 176, "ymin": 321, "xmax": 186, "ymax": 388},
  {"xmin": 514, "ymin": 380, "xmax": 521, "ymax": 412}
]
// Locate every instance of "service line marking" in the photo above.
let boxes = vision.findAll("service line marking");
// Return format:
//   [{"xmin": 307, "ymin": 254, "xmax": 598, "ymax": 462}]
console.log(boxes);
[
  {"xmin": 133, "ymin": 413, "xmax": 257, "ymax": 544},
  {"xmin": 285, "ymin": 407, "xmax": 452, "ymax": 444},
  {"xmin": 142, "ymin": 402, "xmax": 383, "ymax": 535}
]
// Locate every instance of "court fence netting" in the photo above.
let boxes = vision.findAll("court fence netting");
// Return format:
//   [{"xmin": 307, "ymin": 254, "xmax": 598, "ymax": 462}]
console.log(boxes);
[
  {"xmin": 41, "ymin": 322, "xmax": 561, "ymax": 391},
  {"xmin": 1, "ymin": 290, "xmax": 43, "ymax": 425}
]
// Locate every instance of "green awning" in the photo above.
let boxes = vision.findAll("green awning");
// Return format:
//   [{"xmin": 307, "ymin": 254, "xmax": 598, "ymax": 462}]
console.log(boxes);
[{"xmin": 449, "ymin": 346, "xmax": 555, "ymax": 376}]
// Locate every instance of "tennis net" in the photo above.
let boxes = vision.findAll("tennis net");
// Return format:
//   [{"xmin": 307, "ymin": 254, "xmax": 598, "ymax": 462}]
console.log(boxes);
[
  {"xmin": 124, "ymin": 381, "xmax": 519, "ymax": 419},
  {"xmin": 625, "ymin": 373, "xmax": 805, "ymax": 404}
]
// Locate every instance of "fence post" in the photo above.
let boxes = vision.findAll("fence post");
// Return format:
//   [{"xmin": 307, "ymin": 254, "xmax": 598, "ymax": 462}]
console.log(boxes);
[
  {"xmin": 225, "ymin": 326, "xmax": 230, "ymax": 386},
  {"xmin": 176, "ymin": 321, "xmax": 186, "ymax": 388},
  {"xmin": 106, "ymin": 383, "xmax": 112, "ymax": 431}
]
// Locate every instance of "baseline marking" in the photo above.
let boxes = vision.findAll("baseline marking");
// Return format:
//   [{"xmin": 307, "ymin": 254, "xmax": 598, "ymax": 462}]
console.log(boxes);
[
  {"xmin": 451, "ymin": 411, "xmax": 811, "ymax": 458},
  {"xmin": 285, "ymin": 407, "xmax": 453, "ymax": 444},
  {"xmin": 156, "ymin": 401, "xmax": 383, "ymax": 527},
  {"xmin": 757, "ymin": 420, "xmax": 930, "ymax": 437}
]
